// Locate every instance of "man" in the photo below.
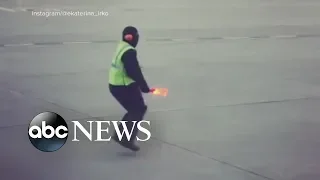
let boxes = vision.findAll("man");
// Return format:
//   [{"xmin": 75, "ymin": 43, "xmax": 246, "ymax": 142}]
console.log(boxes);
[{"xmin": 108, "ymin": 26, "xmax": 153, "ymax": 151}]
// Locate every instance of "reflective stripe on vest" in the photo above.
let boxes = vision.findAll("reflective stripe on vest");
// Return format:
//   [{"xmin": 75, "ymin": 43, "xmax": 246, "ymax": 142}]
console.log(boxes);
[{"xmin": 108, "ymin": 41, "xmax": 135, "ymax": 86}]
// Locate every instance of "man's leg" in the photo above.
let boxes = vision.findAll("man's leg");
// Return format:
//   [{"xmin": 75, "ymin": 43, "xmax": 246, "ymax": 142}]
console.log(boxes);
[
  {"xmin": 108, "ymin": 85, "xmax": 130, "ymax": 136},
  {"xmin": 109, "ymin": 84, "xmax": 146, "ymax": 151},
  {"xmin": 124, "ymin": 85, "xmax": 147, "ymax": 143}
]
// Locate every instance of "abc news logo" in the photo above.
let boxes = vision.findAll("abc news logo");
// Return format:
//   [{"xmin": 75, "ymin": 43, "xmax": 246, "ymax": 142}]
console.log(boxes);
[{"xmin": 28, "ymin": 112, "xmax": 151, "ymax": 152}]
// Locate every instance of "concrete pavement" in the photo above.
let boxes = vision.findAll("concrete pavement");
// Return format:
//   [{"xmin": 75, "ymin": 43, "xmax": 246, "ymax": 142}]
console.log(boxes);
[{"xmin": 1, "ymin": 0, "xmax": 320, "ymax": 180}]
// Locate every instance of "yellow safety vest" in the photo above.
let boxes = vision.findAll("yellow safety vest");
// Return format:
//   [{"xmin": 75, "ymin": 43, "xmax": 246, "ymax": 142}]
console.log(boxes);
[{"xmin": 108, "ymin": 41, "xmax": 136, "ymax": 86}]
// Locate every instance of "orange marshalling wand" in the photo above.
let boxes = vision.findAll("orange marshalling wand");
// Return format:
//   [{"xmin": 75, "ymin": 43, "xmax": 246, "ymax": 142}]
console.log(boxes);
[{"xmin": 150, "ymin": 88, "xmax": 168, "ymax": 97}]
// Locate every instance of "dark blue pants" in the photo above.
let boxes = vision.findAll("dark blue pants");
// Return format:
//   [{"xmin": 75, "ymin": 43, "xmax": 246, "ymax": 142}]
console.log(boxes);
[{"xmin": 109, "ymin": 83, "xmax": 147, "ymax": 142}]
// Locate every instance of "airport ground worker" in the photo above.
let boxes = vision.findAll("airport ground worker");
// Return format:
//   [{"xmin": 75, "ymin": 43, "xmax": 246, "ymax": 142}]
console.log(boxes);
[{"xmin": 108, "ymin": 26, "xmax": 154, "ymax": 151}]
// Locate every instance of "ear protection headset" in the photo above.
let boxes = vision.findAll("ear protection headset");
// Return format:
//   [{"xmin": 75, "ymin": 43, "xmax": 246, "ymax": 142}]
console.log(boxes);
[{"xmin": 124, "ymin": 34, "xmax": 133, "ymax": 41}]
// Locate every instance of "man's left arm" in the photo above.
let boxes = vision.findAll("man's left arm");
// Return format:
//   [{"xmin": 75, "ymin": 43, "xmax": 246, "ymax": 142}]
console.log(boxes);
[{"xmin": 122, "ymin": 49, "xmax": 151, "ymax": 93}]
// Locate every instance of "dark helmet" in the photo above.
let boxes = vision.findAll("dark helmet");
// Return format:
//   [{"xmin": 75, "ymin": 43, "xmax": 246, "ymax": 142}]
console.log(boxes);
[{"xmin": 122, "ymin": 26, "xmax": 139, "ymax": 47}]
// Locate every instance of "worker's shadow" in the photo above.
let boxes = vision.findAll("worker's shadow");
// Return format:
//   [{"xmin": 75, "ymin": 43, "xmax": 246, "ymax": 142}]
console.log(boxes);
[
  {"xmin": 116, "ymin": 151, "xmax": 139, "ymax": 157},
  {"xmin": 115, "ymin": 140, "xmax": 152, "ymax": 157},
  {"xmin": 113, "ymin": 138, "xmax": 159, "ymax": 160},
  {"xmin": 104, "ymin": 113, "xmax": 165, "ymax": 160}
]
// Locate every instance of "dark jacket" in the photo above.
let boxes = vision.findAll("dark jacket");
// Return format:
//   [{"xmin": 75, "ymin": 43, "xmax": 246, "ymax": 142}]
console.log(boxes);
[{"xmin": 121, "ymin": 49, "xmax": 150, "ymax": 93}]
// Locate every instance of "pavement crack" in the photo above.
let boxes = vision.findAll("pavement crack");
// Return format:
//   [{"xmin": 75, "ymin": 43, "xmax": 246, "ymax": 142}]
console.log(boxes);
[
  {"xmin": 151, "ymin": 137, "xmax": 276, "ymax": 180},
  {"xmin": 140, "ymin": 96, "xmax": 319, "ymax": 113}
]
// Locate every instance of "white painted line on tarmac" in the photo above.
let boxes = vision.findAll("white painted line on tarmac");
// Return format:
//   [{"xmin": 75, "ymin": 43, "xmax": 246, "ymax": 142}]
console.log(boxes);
[
  {"xmin": 172, "ymin": 38, "xmax": 195, "ymax": 42},
  {"xmin": 222, "ymin": 36, "xmax": 250, "ymax": 40},
  {"xmin": 62, "ymin": 41, "xmax": 92, "ymax": 44},
  {"xmin": 17, "ymin": 43, "xmax": 34, "ymax": 46},
  {"xmin": 0, "ymin": 7, "xmax": 15, "ymax": 12},
  {"xmin": 4, "ymin": 43, "xmax": 32, "ymax": 47},
  {"xmin": 170, "ymin": 38, "xmax": 198, "ymax": 43},
  {"xmin": 3, "ymin": 44, "xmax": 22, "ymax": 47},
  {"xmin": 0, "ymin": 34, "xmax": 319, "ymax": 49},
  {"xmin": 272, "ymin": 35, "xmax": 297, "ymax": 38},
  {"xmin": 15, "ymin": 8, "xmax": 28, "ymax": 12}
]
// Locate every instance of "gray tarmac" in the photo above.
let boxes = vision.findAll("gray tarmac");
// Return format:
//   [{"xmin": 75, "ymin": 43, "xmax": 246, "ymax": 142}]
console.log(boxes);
[{"xmin": 1, "ymin": 0, "xmax": 320, "ymax": 180}]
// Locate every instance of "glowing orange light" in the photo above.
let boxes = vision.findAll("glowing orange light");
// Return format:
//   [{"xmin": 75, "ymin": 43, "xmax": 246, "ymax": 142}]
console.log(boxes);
[{"xmin": 151, "ymin": 88, "xmax": 168, "ymax": 97}]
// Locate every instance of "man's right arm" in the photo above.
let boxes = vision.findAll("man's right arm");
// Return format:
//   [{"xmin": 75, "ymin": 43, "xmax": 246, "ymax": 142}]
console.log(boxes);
[{"xmin": 122, "ymin": 49, "xmax": 150, "ymax": 93}]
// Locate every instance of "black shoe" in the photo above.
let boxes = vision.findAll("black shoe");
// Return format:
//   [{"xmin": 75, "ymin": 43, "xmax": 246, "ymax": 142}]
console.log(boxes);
[{"xmin": 112, "ymin": 136, "xmax": 140, "ymax": 152}]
